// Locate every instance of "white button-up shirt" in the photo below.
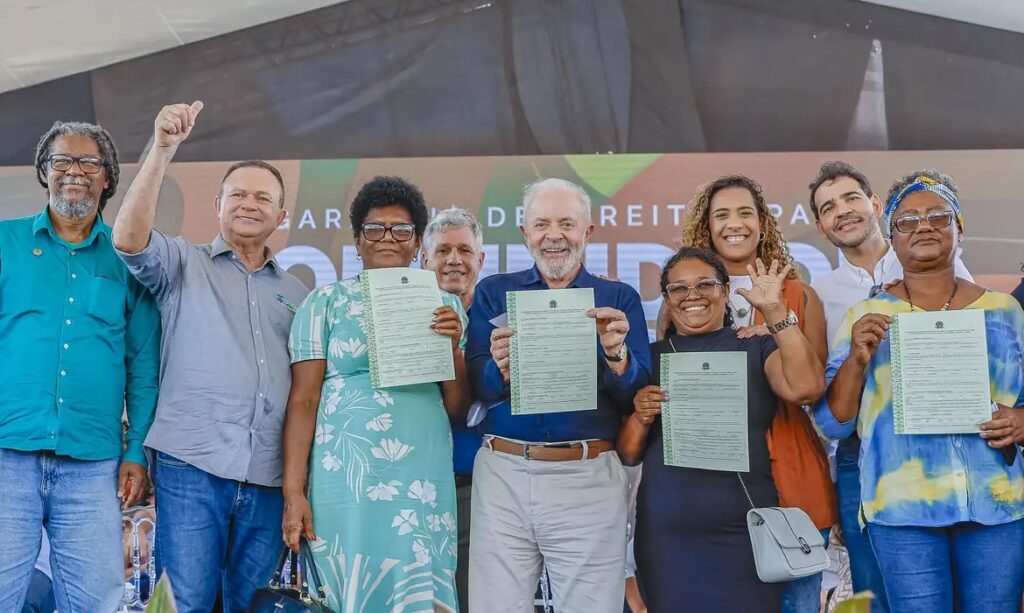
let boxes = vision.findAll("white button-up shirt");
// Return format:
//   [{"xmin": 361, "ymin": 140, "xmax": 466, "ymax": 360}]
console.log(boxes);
[{"xmin": 812, "ymin": 244, "xmax": 972, "ymax": 344}]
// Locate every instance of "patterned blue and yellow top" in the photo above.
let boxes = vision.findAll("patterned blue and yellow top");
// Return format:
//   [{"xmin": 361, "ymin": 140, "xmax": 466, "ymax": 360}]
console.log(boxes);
[{"xmin": 813, "ymin": 290, "xmax": 1024, "ymax": 527}]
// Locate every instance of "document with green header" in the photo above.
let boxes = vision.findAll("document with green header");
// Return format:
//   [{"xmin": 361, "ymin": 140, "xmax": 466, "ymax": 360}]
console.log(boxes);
[
  {"xmin": 660, "ymin": 351, "xmax": 749, "ymax": 472},
  {"xmin": 891, "ymin": 309, "xmax": 990, "ymax": 434},
  {"xmin": 508, "ymin": 288, "xmax": 596, "ymax": 415},
  {"xmin": 359, "ymin": 267, "xmax": 454, "ymax": 389}
]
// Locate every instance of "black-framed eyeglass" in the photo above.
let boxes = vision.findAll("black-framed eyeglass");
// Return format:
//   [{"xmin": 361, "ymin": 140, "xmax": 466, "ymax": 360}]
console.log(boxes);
[
  {"xmin": 891, "ymin": 210, "xmax": 954, "ymax": 234},
  {"xmin": 360, "ymin": 223, "xmax": 416, "ymax": 242},
  {"xmin": 665, "ymin": 279, "xmax": 724, "ymax": 299},
  {"xmin": 46, "ymin": 154, "xmax": 107, "ymax": 175}
]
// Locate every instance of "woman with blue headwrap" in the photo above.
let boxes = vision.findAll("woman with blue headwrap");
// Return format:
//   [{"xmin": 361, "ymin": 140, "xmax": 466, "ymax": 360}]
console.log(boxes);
[{"xmin": 811, "ymin": 170, "xmax": 1024, "ymax": 613}]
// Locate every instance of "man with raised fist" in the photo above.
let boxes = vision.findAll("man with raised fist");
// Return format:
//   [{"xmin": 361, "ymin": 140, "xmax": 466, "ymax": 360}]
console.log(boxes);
[{"xmin": 113, "ymin": 102, "xmax": 309, "ymax": 613}]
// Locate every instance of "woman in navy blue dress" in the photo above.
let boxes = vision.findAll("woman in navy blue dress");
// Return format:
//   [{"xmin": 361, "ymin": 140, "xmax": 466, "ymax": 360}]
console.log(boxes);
[{"xmin": 617, "ymin": 248, "xmax": 824, "ymax": 612}]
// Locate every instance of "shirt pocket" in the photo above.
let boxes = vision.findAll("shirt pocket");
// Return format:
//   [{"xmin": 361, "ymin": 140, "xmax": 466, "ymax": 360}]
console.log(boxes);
[{"xmin": 87, "ymin": 276, "xmax": 127, "ymax": 326}]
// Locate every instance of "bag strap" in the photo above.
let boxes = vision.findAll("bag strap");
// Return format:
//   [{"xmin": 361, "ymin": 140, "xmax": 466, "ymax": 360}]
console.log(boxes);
[
  {"xmin": 737, "ymin": 472, "xmax": 792, "ymax": 509},
  {"xmin": 297, "ymin": 538, "xmax": 330, "ymax": 604},
  {"xmin": 736, "ymin": 473, "xmax": 756, "ymax": 510},
  {"xmin": 268, "ymin": 545, "xmax": 292, "ymax": 589}
]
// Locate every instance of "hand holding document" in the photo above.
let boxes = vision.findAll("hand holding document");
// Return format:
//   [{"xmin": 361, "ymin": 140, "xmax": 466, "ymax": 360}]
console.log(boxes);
[
  {"xmin": 360, "ymin": 267, "xmax": 455, "ymax": 388},
  {"xmin": 660, "ymin": 351, "xmax": 750, "ymax": 472},
  {"xmin": 508, "ymin": 288, "xmax": 597, "ymax": 415},
  {"xmin": 890, "ymin": 309, "xmax": 991, "ymax": 435}
]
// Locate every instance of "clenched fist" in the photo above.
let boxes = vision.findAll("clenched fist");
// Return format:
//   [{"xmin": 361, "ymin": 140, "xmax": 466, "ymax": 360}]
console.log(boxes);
[
  {"xmin": 155, "ymin": 101, "xmax": 204, "ymax": 148},
  {"xmin": 850, "ymin": 313, "xmax": 892, "ymax": 367}
]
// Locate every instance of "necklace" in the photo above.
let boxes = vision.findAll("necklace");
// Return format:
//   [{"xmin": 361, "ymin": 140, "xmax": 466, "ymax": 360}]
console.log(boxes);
[
  {"xmin": 730, "ymin": 277, "xmax": 755, "ymax": 326},
  {"xmin": 904, "ymin": 279, "xmax": 958, "ymax": 312}
]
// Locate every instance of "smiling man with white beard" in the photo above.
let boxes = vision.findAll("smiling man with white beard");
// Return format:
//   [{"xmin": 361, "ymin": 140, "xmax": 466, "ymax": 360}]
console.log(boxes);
[{"xmin": 466, "ymin": 178, "xmax": 651, "ymax": 613}]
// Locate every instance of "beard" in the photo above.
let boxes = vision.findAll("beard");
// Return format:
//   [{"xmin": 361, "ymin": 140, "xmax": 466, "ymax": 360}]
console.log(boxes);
[
  {"xmin": 530, "ymin": 239, "xmax": 585, "ymax": 280},
  {"xmin": 52, "ymin": 178, "xmax": 97, "ymax": 220},
  {"xmin": 828, "ymin": 214, "xmax": 879, "ymax": 249}
]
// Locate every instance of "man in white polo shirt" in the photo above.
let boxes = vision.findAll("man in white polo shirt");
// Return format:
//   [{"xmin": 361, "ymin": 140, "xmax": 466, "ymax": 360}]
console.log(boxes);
[{"xmin": 807, "ymin": 161, "xmax": 971, "ymax": 613}]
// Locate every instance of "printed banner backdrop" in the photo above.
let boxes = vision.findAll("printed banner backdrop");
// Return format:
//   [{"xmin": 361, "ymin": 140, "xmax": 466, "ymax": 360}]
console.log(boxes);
[{"xmin": 2, "ymin": 151, "xmax": 1020, "ymax": 328}]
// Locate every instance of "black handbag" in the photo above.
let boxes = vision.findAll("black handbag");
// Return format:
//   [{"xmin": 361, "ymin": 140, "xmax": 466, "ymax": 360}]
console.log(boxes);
[{"xmin": 248, "ymin": 540, "xmax": 335, "ymax": 613}]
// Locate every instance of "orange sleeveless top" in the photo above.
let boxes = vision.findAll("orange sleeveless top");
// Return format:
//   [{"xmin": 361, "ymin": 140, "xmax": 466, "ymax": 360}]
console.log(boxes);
[{"xmin": 754, "ymin": 278, "xmax": 837, "ymax": 529}]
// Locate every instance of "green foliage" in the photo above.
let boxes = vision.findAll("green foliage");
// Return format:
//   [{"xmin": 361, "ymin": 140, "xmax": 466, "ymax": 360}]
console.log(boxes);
[
  {"xmin": 834, "ymin": 591, "xmax": 874, "ymax": 613},
  {"xmin": 145, "ymin": 573, "xmax": 178, "ymax": 613}
]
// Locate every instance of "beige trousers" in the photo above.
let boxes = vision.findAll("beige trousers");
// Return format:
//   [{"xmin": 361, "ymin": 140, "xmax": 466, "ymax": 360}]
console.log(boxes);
[{"xmin": 468, "ymin": 442, "xmax": 629, "ymax": 613}]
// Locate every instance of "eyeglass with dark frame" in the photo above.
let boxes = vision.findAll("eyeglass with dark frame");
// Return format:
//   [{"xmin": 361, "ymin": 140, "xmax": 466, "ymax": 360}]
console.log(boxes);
[
  {"xmin": 360, "ymin": 223, "xmax": 416, "ymax": 242},
  {"xmin": 890, "ymin": 210, "xmax": 954, "ymax": 234},
  {"xmin": 46, "ymin": 154, "xmax": 107, "ymax": 175},
  {"xmin": 664, "ymin": 279, "xmax": 725, "ymax": 299}
]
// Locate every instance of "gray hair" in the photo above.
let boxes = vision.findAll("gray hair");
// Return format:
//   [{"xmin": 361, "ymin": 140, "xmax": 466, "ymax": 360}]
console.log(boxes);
[
  {"xmin": 424, "ymin": 206, "xmax": 484, "ymax": 253},
  {"xmin": 522, "ymin": 178, "xmax": 592, "ymax": 223},
  {"xmin": 35, "ymin": 121, "xmax": 120, "ymax": 213}
]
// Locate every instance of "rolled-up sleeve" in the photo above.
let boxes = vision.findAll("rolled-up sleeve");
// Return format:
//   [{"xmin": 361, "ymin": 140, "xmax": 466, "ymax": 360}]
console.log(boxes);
[{"xmin": 116, "ymin": 229, "xmax": 187, "ymax": 301}]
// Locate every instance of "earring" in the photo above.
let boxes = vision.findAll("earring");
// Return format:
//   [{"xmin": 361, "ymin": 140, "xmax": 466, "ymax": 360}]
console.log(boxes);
[
  {"xmin": 412, "ymin": 255, "xmax": 419, "ymax": 263},
  {"xmin": 758, "ymin": 232, "xmax": 766, "ymax": 243},
  {"xmin": 356, "ymin": 254, "xmax": 362, "ymax": 261}
]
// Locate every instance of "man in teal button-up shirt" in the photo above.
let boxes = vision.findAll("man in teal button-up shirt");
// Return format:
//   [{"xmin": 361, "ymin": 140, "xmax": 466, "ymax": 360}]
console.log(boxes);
[{"xmin": 0, "ymin": 121, "xmax": 160, "ymax": 613}]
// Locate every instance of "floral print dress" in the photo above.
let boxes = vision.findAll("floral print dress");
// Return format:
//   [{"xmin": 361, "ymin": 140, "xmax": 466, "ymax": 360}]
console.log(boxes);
[{"xmin": 289, "ymin": 277, "xmax": 465, "ymax": 612}]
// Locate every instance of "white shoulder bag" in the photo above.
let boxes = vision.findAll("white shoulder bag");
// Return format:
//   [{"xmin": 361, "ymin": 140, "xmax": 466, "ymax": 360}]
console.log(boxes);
[{"xmin": 737, "ymin": 473, "xmax": 830, "ymax": 583}]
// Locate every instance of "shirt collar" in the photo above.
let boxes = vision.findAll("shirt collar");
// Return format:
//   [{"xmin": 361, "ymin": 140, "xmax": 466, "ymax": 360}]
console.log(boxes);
[
  {"xmin": 837, "ymin": 241, "xmax": 895, "ymax": 285},
  {"xmin": 32, "ymin": 204, "xmax": 110, "ymax": 247},
  {"xmin": 210, "ymin": 234, "xmax": 280, "ymax": 272},
  {"xmin": 524, "ymin": 264, "xmax": 594, "ymax": 288},
  {"xmin": 877, "ymin": 243, "xmax": 897, "ymax": 277}
]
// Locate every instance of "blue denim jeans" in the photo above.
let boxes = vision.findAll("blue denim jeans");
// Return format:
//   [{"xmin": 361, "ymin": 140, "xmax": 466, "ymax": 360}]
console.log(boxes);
[
  {"xmin": 153, "ymin": 452, "xmax": 283, "ymax": 613},
  {"xmin": 836, "ymin": 439, "xmax": 889, "ymax": 612},
  {"xmin": 780, "ymin": 528, "xmax": 831, "ymax": 613},
  {"xmin": 0, "ymin": 449, "xmax": 123, "ymax": 612},
  {"xmin": 868, "ymin": 519, "xmax": 1024, "ymax": 613}
]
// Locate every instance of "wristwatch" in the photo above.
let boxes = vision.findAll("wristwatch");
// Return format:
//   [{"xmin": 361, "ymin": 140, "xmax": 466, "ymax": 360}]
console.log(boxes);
[
  {"xmin": 605, "ymin": 344, "xmax": 628, "ymax": 362},
  {"xmin": 766, "ymin": 310, "xmax": 799, "ymax": 335}
]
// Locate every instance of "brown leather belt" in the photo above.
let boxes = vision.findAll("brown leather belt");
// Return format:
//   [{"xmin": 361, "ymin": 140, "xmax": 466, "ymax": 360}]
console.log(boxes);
[{"xmin": 485, "ymin": 437, "xmax": 614, "ymax": 461}]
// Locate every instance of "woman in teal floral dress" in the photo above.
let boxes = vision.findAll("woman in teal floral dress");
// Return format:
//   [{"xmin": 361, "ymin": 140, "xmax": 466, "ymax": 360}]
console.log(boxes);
[{"xmin": 282, "ymin": 176, "xmax": 471, "ymax": 612}]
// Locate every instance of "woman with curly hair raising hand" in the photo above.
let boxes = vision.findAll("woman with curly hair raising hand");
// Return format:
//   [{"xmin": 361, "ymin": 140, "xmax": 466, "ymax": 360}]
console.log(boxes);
[{"xmin": 663, "ymin": 175, "xmax": 835, "ymax": 613}]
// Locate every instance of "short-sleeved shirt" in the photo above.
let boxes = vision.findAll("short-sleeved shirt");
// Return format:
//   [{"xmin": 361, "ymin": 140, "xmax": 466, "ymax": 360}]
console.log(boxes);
[
  {"xmin": 117, "ymin": 229, "xmax": 309, "ymax": 486},
  {"xmin": 645, "ymin": 329, "xmax": 780, "ymax": 501}
]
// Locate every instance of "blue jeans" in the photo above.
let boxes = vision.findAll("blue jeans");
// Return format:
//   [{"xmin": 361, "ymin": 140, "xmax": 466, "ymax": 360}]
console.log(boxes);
[
  {"xmin": 868, "ymin": 520, "xmax": 1024, "ymax": 613},
  {"xmin": 153, "ymin": 452, "xmax": 283, "ymax": 613},
  {"xmin": 0, "ymin": 449, "xmax": 123, "ymax": 612},
  {"xmin": 836, "ymin": 440, "xmax": 889, "ymax": 612},
  {"xmin": 780, "ymin": 528, "xmax": 831, "ymax": 613}
]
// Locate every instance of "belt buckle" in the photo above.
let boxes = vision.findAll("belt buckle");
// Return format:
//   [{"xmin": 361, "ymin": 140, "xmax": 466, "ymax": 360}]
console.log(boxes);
[{"xmin": 523, "ymin": 444, "xmax": 532, "ymax": 460}]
